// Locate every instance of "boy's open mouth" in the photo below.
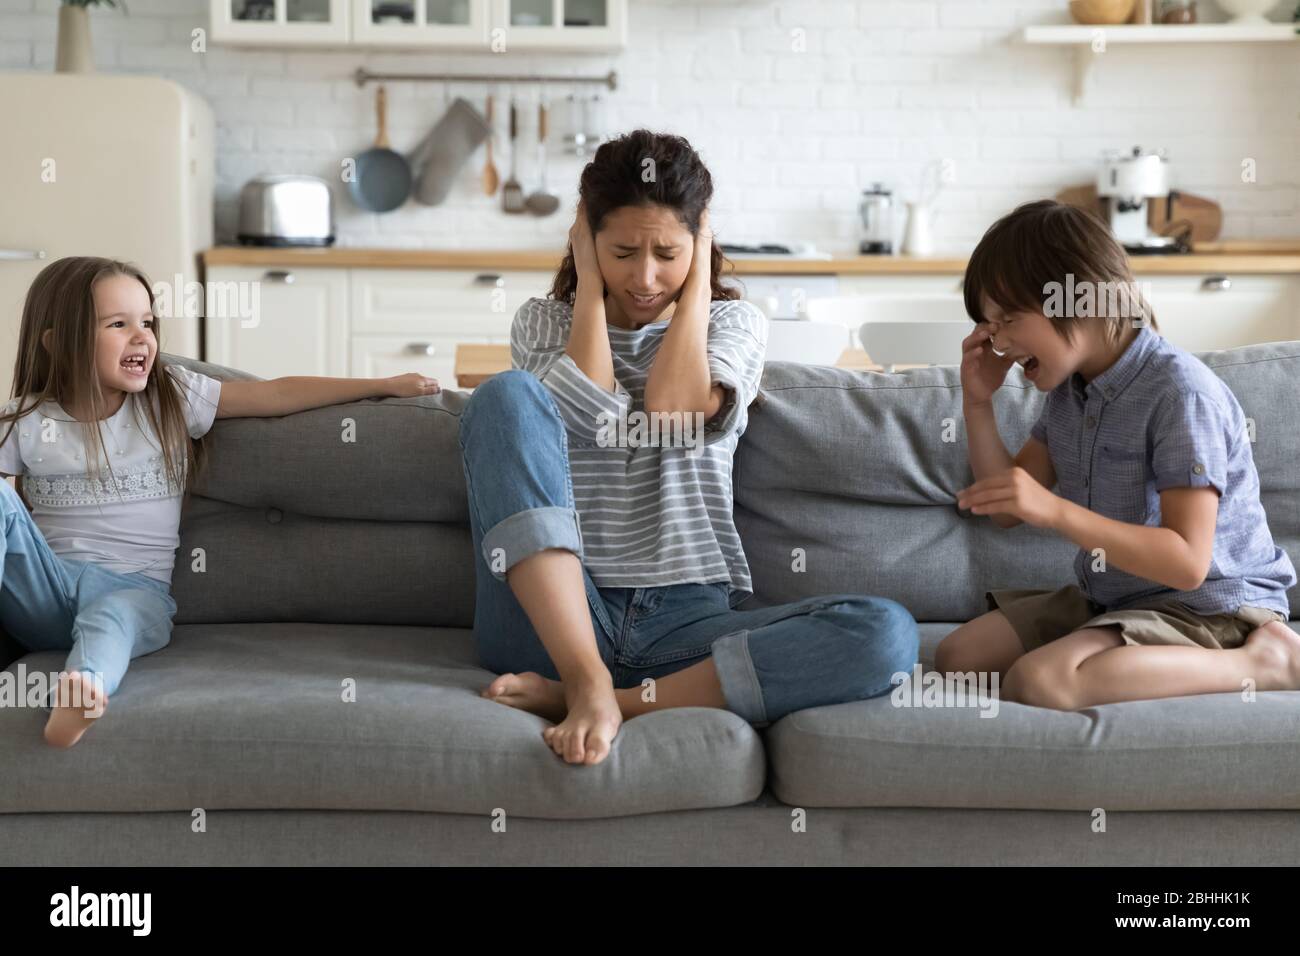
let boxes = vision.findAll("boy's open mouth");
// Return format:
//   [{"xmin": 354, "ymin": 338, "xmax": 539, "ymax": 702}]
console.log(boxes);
[
  {"xmin": 1015, "ymin": 355, "xmax": 1040, "ymax": 380},
  {"xmin": 120, "ymin": 353, "xmax": 149, "ymax": 377}
]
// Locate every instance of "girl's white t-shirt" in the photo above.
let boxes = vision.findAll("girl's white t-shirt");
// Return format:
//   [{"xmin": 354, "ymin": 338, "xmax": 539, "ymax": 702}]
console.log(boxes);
[{"xmin": 0, "ymin": 364, "xmax": 222, "ymax": 586}]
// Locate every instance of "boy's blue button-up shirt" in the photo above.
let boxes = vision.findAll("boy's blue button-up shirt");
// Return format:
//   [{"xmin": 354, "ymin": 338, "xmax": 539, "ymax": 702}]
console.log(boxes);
[{"xmin": 1030, "ymin": 324, "xmax": 1294, "ymax": 616}]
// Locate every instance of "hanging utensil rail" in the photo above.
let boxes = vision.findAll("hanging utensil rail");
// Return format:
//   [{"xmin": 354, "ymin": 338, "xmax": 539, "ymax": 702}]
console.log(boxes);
[{"xmin": 353, "ymin": 68, "xmax": 617, "ymax": 91}]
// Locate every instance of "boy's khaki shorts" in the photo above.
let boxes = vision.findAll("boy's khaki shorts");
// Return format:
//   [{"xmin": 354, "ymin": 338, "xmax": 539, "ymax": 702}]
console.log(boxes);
[{"xmin": 986, "ymin": 585, "xmax": 1288, "ymax": 652}]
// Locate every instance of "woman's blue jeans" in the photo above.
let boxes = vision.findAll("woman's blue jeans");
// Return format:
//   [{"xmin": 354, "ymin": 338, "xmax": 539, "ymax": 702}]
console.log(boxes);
[
  {"xmin": 457, "ymin": 369, "xmax": 919, "ymax": 727},
  {"xmin": 0, "ymin": 481, "xmax": 177, "ymax": 708}
]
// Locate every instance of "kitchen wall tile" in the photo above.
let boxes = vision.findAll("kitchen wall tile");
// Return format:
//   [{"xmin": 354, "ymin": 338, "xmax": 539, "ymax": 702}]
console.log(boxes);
[{"xmin": 3, "ymin": 0, "xmax": 1295, "ymax": 253}]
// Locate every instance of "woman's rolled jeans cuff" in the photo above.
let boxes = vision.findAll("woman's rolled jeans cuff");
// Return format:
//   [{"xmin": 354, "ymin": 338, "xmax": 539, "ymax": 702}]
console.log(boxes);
[
  {"xmin": 710, "ymin": 629, "xmax": 768, "ymax": 725},
  {"xmin": 480, "ymin": 505, "xmax": 585, "ymax": 581}
]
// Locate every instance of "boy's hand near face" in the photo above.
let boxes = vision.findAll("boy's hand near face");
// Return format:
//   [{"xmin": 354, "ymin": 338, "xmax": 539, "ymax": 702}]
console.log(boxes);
[{"xmin": 960, "ymin": 324, "xmax": 1014, "ymax": 409}]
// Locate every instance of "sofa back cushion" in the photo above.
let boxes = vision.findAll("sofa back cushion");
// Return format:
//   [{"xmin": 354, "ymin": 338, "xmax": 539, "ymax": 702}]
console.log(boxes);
[
  {"xmin": 169, "ymin": 342, "xmax": 1300, "ymax": 627},
  {"xmin": 168, "ymin": 355, "xmax": 475, "ymax": 627},
  {"xmin": 734, "ymin": 342, "xmax": 1300, "ymax": 622}
]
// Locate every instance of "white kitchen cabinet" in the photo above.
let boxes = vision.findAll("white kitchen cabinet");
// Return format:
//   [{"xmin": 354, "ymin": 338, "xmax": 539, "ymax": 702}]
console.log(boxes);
[
  {"xmin": 204, "ymin": 265, "xmax": 541, "ymax": 383},
  {"xmin": 205, "ymin": 265, "xmax": 350, "ymax": 379},
  {"xmin": 209, "ymin": 0, "xmax": 350, "ymax": 46},
  {"xmin": 350, "ymin": 268, "xmax": 542, "ymax": 338},
  {"xmin": 1139, "ymin": 275, "xmax": 1300, "ymax": 353},
  {"xmin": 492, "ymin": 0, "xmax": 627, "ymax": 51},
  {"xmin": 201, "ymin": 260, "xmax": 1300, "ymax": 384},
  {"xmin": 825, "ymin": 273, "xmax": 1300, "ymax": 354},
  {"xmin": 209, "ymin": 0, "xmax": 625, "ymax": 49},
  {"xmin": 350, "ymin": 267, "xmax": 540, "ymax": 385},
  {"xmin": 835, "ymin": 274, "xmax": 967, "ymax": 298},
  {"xmin": 351, "ymin": 0, "xmax": 490, "ymax": 48},
  {"xmin": 352, "ymin": 333, "xmax": 487, "ymax": 385}
]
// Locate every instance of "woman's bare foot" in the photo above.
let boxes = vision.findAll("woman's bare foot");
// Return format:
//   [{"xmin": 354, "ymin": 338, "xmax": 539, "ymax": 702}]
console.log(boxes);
[
  {"xmin": 1244, "ymin": 621, "xmax": 1300, "ymax": 692},
  {"xmin": 544, "ymin": 674, "xmax": 622, "ymax": 766},
  {"xmin": 481, "ymin": 671, "xmax": 567, "ymax": 722},
  {"xmin": 44, "ymin": 671, "xmax": 107, "ymax": 749}
]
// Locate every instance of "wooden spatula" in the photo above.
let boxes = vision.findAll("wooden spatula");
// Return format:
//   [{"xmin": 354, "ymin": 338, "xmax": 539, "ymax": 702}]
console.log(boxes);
[{"xmin": 482, "ymin": 94, "xmax": 499, "ymax": 197}]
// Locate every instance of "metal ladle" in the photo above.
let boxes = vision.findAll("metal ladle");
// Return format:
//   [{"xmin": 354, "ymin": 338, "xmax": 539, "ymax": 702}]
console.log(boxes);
[{"xmin": 525, "ymin": 98, "xmax": 559, "ymax": 217}]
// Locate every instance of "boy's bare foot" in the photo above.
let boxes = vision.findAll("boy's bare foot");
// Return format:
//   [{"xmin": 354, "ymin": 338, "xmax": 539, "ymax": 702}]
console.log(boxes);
[
  {"xmin": 543, "ymin": 674, "xmax": 622, "ymax": 766},
  {"xmin": 481, "ymin": 671, "xmax": 567, "ymax": 722},
  {"xmin": 44, "ymin": 671, "xmax": 107, "ymax": 749},
  {"xmin": 1243, "ymin": 622, "xmax": 1300, "ymax": 692}
]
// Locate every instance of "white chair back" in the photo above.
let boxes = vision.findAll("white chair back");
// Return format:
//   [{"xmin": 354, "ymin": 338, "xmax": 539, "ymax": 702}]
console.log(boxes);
[
  {"xmin": 763, "ymin": 318, "xmax": 853, "ymax": 365},
  {"xmin": 804, "ymin": 295, "xmax": 971, "ymax": 369}
]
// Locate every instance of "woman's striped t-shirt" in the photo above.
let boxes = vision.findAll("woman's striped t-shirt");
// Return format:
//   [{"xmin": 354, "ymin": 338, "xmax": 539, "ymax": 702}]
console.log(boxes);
[{"xmin": 511, "ymin": 295, "xmax": 769, "ymax": 594}]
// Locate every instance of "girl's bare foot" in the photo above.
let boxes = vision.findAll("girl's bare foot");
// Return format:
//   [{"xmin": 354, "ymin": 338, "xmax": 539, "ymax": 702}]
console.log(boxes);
[
  {"xmin": 44, "ymin": 671, "xmax": 107, "ymax": 749},
  {"xmin": 544, "ymin": 675, "xmax": 622, "ymax": 766},
  {"xmin": 481, "ymin": 671, "xmax": 567, "ymax": 722},
  {"xmin": 1244, "ymin": 622, "xmax": 1300, "ymax": 692}
]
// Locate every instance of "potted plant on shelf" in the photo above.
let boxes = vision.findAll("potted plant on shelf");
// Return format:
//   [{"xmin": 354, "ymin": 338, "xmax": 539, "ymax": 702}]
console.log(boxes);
[{"xmin": 56, "ymin": 0, "xmax": 127, "ymax": 75}]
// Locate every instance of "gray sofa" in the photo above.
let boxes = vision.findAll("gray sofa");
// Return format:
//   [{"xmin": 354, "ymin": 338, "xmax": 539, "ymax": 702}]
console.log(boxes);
[{"xmin": 2, "ymin": 341, "xmax": 1298, "ymax": 866}]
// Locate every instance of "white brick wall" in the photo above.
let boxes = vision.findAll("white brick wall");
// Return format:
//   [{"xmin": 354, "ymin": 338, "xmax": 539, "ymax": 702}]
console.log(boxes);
[{"xmin": 2, "ymin": 0, "xmax": 1298, "ymax": 252}]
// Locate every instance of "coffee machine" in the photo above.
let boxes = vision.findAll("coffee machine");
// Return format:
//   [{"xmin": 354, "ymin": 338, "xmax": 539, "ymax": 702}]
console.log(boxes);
[{"xmin": 1097, "ymin": 147, "xmax": 1182, "ymax": 254}]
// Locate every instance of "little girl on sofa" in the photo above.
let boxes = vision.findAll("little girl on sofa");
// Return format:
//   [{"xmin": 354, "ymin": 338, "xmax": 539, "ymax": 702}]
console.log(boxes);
[{"xmin": 0, "ymin": 256, "xmax": 439, "ymax": 748}]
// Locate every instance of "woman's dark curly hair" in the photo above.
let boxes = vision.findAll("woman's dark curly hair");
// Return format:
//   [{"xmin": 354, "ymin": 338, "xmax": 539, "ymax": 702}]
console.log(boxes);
[{"xmin": 548, "ymin": 129, "xmax": 740, "ymax": 303}]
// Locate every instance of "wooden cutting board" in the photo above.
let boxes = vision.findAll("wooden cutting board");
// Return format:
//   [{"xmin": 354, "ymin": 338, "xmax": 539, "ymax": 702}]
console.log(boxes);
[{"xmin": 1055, "ymin": 184, "xmax": 1223, "ymax": 242}]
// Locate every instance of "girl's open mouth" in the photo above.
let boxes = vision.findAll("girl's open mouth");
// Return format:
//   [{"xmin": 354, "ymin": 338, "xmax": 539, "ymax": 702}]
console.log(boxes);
[{"xmin": 120, "ymin": 355, "xmax": 149, "ymax": 377}]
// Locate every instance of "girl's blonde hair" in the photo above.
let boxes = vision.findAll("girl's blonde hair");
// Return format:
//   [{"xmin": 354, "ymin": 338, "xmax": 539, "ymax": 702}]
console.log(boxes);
[{"xmin": 0, "ymin": 256, "xmax": 206, "ymax": 497}]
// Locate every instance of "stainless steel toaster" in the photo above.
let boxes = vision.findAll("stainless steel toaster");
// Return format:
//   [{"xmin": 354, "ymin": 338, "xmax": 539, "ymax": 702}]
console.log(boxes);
[{"xmin": 237, "ymin": 174, "xmax": 335, "ymax": 246}]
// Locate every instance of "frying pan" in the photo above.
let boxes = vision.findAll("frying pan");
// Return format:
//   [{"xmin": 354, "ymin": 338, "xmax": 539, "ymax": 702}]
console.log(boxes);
[{"xmin": 349, "ymin": 85, "xmax": 411, "ymax": 213}]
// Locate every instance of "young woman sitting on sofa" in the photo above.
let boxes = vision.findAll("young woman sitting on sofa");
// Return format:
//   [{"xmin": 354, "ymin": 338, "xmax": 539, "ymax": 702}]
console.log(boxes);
[{"xmin": 458, "ymin": 128, "xmax": 919, "ymax": 766}]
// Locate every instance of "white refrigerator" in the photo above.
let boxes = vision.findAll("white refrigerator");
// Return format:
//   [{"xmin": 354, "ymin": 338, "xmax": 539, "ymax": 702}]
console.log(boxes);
[{"xmin": 0, "ymin": 71, "xmax": 213, "ymax": 399}]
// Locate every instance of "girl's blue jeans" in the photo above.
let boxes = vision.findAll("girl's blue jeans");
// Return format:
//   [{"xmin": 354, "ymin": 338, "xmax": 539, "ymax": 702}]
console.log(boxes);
[
  {"xmin": 0, "ymin": 481, "xmax": 177, "ymax": 708},
  {"xmin": 457, "ymin": 369, "xmax": 919, "ymax": 727}
]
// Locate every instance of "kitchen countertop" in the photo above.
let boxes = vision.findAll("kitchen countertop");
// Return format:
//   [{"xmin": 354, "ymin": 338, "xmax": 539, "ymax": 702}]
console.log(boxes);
[{"xmin": 202, "ymin": 241, "xmax": 1300, "ymax": 275}]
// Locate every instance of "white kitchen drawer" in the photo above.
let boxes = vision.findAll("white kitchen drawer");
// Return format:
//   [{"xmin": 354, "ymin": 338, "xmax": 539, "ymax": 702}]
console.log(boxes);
[
  {"xmin": 1141, "ymin": 275, "xmax": 1300, "ymax": 352},
  {"xmin": 351, "ymin": 333, "xmax": 506, "ymax": 387},
  {"xmin": 836, "ymin": 275, "xmax": 967, "ymax": 298},
  {"xmin": 205, "ymin": 264, "xmax": 349, "ymax": 379},
  {"xmin": 350, "ymin": 268, "xmax": 547, "ymax": 337}
]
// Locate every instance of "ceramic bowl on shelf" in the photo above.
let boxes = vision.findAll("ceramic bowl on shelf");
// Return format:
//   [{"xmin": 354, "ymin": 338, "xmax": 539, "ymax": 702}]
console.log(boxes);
[
  {"xmin": 1214, "ymin": 0, "xmax": 1280, "ymax": 23},
  {"xmin": 1069, "ymin": 0, "xmax": 1138, "ymax": 23}
]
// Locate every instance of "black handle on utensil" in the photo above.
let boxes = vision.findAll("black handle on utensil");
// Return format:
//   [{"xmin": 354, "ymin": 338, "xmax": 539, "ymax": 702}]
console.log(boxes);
[{"xmin": 510, "ymin": 101, "xmax": 517, "ymax": 141}]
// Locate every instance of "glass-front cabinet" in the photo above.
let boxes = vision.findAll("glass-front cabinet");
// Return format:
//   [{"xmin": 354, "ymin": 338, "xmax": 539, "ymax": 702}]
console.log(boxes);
[
  {"xmin": 210, "ymin": 0, "xmax": 625, "ymax": 49},
  {"xmin": 493, "ymin": 0, "xmax": 625, "ymax": 51},
  {"xmin": 351, "ymin": 0, "xmax": 490, "ymax": 47},
  {"xmin": 209, "ymin": 0, "xmax": 350, "ymax": 45}
]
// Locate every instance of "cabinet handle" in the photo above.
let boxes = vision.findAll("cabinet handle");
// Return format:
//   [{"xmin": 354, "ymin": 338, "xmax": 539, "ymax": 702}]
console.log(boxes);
[
  {"xmin": 405, "ymin": 342, "xmax": 437, "ymax": 356},
  {"xmin": 1200, "ymin": 276, "xmax": 1231, "ymax": 292},
  {"xmin": 474, "ymin": 273, "xmax": 505, "ymax": 287},
  {"xmin": 263, "ymin": 270, "xmax": 295, "ymax": 284},
  {"xmin": 0, "ymin": 248, "xmax": 47, "ymax": 261}
]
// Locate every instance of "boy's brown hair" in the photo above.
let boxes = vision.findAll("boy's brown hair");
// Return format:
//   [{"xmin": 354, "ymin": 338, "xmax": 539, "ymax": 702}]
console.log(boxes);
[
  {"xmin": 963, "ymin": 199, "xmax": 1158, "ymax": 343},
  {"xmin": 1, "ymin": 256, "xmax": 205, "ymax": 496}
]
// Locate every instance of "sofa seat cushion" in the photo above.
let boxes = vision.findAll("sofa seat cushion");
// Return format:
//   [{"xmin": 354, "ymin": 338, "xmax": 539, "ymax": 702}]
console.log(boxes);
[
  {"xmin": 0, "ymin": 625, "xmax": 764, "ymax": 819},
  {"xmin": 768, "ymin": 621, "xmax": 1300, "ymax": 811}
]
